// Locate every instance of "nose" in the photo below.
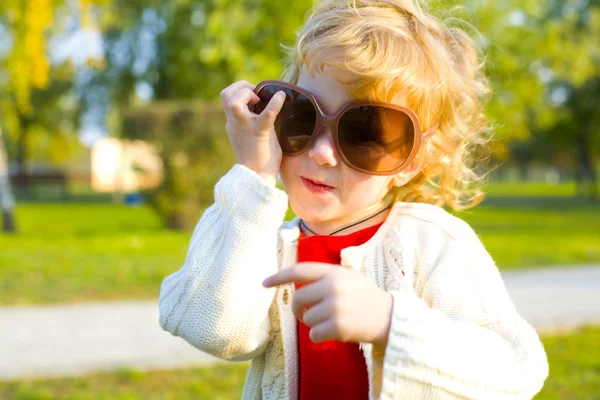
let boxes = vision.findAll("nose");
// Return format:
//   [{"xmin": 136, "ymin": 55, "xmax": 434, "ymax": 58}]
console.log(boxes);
[{"xmin": 307, "ymin": 125, "xmax": 338, "ymax": 168}]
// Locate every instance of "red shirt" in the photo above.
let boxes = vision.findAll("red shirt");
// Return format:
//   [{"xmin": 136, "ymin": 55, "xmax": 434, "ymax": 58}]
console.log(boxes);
[{"xmin": 295, "ymin": 221, "xmax": 384, "ymax": 400}]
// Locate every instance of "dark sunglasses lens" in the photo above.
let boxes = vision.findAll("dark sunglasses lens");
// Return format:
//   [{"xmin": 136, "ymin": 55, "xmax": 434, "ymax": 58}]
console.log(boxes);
[
  {"xmin": 338, "ymin": 106, "xmax": 415, "ymax": 173},
  {"xmin": 254, "ymin": 85, "xmax": 317, "ymax": 153}
]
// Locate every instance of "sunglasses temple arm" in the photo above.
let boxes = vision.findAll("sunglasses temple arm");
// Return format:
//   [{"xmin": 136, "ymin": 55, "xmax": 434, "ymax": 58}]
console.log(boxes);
[{"xmin": 422, "ymin": 121, "xmax": 439, "ymax": 142}]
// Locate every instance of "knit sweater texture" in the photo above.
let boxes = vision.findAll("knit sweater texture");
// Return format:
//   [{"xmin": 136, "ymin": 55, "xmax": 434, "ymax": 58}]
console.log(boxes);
[{"xmin": 158, "ymin": 164, "xmax": 549, "ymax": 400}]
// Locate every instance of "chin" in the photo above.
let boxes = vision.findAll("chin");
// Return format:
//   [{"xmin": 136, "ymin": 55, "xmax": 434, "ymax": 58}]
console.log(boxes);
[
  {"xmin": 282, "ymin": 171, "xmax": 338, "ymax": 221},
  {"xmin": 288, "ymin": 192, "xmax": 334, "ymax": 223}
]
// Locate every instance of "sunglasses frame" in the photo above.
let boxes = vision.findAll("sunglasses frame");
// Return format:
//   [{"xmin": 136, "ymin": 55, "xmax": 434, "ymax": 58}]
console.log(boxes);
[{"xmin": 252, "ymin": 80, "xmax": 437, "ymax": 176}]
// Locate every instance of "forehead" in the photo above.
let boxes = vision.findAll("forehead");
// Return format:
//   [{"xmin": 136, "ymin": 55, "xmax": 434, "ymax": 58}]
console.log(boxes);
[
  {"xmin": 296, "ymin": 64, "xmax": 408, "ymax": 113},
  {"xmin": 297, "ymin": 64, "xmax": 358, "ymax": 114}
]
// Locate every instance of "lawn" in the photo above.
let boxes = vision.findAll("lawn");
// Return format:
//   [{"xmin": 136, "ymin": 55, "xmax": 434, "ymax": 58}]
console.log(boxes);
[
  {"xmin": 0, "ymin": 200, "xmax": 598, "ymax": 305},
  {"xmin": 449, "ymin": 206, "xmax": 600, "ymax": 269},
  {"xmin": 483, "ymin": 181, "xmax": 579, "ymax": 197},
  {"xmin": 0, "ymin": 204, "xmax": 189, "ymax": 305},
  {"xmin": 0, "ymin": 324, "xmax": 598, "ymax": 400}
]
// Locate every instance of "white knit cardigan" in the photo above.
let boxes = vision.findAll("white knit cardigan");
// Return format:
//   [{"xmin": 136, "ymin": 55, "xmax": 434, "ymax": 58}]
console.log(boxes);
[{"xmin": 158, "ymin": 164, "xmax": 549, "ymax": 400}]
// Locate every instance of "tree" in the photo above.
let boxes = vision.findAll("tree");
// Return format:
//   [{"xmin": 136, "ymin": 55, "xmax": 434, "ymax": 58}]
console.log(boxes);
[
  {"xmin": 78, "ymin": 0, "xmax": 315, "ymax": 229},
  {"xmin": 0, "ymin": 129, "xmax": 16, "ymax": 232},
  {"xmin": 79, "ymin": 0, "xmax": 311, "ymax": 123},
  {"xmin": 543, "ymin": 77, "xmax": 600, "ymax": 199},
  {"xmin": 431, "ymin": 0, "xmax": 599, "ymax": 195},
  {"xmin": 122, "ymin": 100, "xmax": 234, "ymax": 229},
  {"xmin": 71, "ymin": 0, "xmax": 600, "ymax": 222},
  {"xmin": 0, "ymin": 0, "xmax": 109, "ymax": 229},
  {"xmin": 0, "ymin": 0, "xmax": 55, "ymax": 231}
]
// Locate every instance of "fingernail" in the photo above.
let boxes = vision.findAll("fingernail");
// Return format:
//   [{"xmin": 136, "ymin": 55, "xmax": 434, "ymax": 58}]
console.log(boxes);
[{"xmin": 262, "ymin": 278, "xmax": 270, "ymax": 287}]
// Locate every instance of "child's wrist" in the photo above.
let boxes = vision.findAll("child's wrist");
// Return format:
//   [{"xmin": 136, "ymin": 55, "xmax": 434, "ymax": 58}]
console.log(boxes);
[
  {"xmin": 257, "ymin": 172, "xmax": 277, "ymax": 187},
  {"xmin": 238, "ymin": 163, "xmax": 277, "ymax": 187}
]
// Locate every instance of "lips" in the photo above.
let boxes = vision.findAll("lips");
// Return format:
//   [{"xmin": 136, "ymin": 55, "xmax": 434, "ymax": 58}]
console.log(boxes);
[
  {"xmin": 300, "ymin": 176, "xmax": 335, "ymax": 194},
  {"xmin": 301, "ymin": 176, "xmax": 333, "ymax": 188}
]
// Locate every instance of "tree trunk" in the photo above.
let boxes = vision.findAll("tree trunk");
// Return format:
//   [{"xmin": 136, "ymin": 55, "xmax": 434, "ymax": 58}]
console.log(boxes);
[
  {"xmin": 518, "ymin": 161, "xmax": 529, "ymax": 182},
  {"xmin": 154, "ymin": 36, "xmax": 170, "ymax": 100},
  {"xmin": 2, "ymin": 210, "xmax": 16, "ymax": 233},
  {"xmin": 15, "ymin": 109, "xmax": 32, "ymax": 200},
  {"xmin": 0, "ymin": 130, "xmax": 17, "ymax": 233},
  {"xmin": 16, "ymin": 110, "xmax": 30, "ymax": 175},
  {"xmin": 574, "ymin": 155, "xmax": 585, "ymax": 198},
  {"xmin": 576, "ymin": 124, "xmax": 598, "ymax": 202}
]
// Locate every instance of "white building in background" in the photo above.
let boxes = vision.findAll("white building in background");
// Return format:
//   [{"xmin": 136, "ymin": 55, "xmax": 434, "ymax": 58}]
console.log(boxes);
[{"xmin": 91, "ymin": 138, "xmax": 163, "ymax": 193}]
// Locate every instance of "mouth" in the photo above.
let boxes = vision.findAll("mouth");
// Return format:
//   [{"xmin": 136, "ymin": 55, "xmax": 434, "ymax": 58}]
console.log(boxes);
[
  {"xmin": 301, "ymin": 176, "xmax": 333, "ymax": 187},
  {"xmin": 300, "ymin": 176, "xmax": 335, "ymax": 193}
]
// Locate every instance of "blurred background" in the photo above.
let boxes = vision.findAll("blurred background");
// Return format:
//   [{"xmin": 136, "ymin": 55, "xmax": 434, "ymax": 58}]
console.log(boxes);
[{"xmin": 0, "ymin": 0, "xmax": 598, "ymax": 399}]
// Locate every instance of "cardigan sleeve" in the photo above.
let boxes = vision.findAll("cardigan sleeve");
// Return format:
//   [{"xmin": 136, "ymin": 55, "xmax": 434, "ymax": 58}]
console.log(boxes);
[
  {"xmin": 158, "ymin": 164, "xmax": 288, "ymax": 362},
  {"xmin": 371, "ymin": 232, "xmax": 549, "ymax": 400}
]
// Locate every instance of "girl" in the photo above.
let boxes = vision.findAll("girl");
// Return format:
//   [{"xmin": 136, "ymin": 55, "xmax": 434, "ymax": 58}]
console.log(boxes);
[{"xmin": 158, "ymin": 0, "xmax": 549, "ymax": 399}]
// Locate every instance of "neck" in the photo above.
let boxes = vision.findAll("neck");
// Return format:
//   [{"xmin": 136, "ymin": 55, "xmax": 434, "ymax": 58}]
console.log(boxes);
[{"xmin": 300, "ymin": 201, "xmax": 392, "ymax": 237}]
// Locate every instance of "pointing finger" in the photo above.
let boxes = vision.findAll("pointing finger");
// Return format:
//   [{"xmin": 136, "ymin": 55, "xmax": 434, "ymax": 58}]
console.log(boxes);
[{"xmin": 262, "ymin": 262, "xmax": 332, "ymax": 287}]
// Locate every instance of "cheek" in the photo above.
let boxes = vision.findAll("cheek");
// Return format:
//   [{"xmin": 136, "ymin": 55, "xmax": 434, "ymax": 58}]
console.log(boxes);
[
  {"xmin": 340, "ymin": 163, "xmax": 390, "ymax": 189},
  {"xmin": 340, "ymin": 175, "xmax": 392, "ymax": 203},
  {"xmin": 279, "ymin": 156, "xmax": 298, "ymax": 189}
]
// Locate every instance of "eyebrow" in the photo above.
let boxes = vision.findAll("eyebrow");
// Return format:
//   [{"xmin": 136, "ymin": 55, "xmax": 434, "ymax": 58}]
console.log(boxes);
[{"xmin": 296, "ymin": 84, "xmax": 356, "ymax": 114}]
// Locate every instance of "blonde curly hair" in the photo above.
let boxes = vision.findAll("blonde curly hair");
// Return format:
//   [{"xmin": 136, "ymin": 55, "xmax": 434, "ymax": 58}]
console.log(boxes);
[{"xmin": 279, "ymin": 0, "xmax": 494, "ymax": 211}]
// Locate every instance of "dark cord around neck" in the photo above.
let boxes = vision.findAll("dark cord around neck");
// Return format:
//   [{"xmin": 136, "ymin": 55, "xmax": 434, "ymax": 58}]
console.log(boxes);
[{"xmin": 299, "ymin": 204, "xmax": 392, "ymax": 237}]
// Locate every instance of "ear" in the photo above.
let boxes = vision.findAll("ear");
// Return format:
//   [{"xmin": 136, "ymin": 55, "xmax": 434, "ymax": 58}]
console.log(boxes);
[{"xmin": 387, "ymin": 157, "xmax": 423, "ymax": 190}]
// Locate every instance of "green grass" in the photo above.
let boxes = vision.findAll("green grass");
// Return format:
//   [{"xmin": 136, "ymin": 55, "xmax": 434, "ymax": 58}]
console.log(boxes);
[
  {"xmin": 0, "ymin": 325, "xmax": 598, "ymax": 400},
  {"xmin": 0, "ymin": 363, "xmax": 250, "ymax": 400},
  {"xmin": 450, "ymin": 206, "xmax": 600, "ymax": 269},
  {"xmin": 0, "ymin": 204, "xmax": 190, "ymax": 305},
  {"xmin": 484, "ymin": 181, "xmax": 580, "ymax": 197},
  {"xmin": 536, "ymin": 325, "xmax": 600, "ymax": 400},
  {"xmin": 0, "ymin": 202, "xmax": 598, "ymax": 305}
]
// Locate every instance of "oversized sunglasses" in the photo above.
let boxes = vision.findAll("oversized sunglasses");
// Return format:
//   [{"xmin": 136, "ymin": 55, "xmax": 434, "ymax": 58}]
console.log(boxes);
[{"xmin": 251, "ymin": 80, "xmax": 437, "ymax": 175}]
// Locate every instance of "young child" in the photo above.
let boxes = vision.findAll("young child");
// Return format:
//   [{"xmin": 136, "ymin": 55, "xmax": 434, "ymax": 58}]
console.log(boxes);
[{"xmin": 158, "ymin": 0, "xmax": 549, "ymax": 399}]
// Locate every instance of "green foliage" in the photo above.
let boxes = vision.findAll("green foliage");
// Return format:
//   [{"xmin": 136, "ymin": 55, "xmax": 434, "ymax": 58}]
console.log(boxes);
[
  {"xmin": 89, "ymin": 0, "xmax": 600, "ymax": 198},
  {"xmin": 2, "ymin": 0, "xmax": 599, "ymax": 178},
  {"xmin": 0, "ymin": 1, "xmax": 105, "ymax": 172},
  {"xmin": 476, "ymin": 0, "xmax": 598, "ymax": 142},
  {"xmin": 122, "ymin": 100, "xmax": 235, "ymax": 229},
  {"xmin": 93, "ymin": 0, "xmax": 312, "ymax": 102},
  {"xmin": 426, "ymin": 0, "xmax": 600, "ymax": 192}
]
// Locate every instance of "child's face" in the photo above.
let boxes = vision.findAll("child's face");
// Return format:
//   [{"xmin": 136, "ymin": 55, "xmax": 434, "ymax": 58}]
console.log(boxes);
[{"xmin": 279, "ymin": 64, "xmax": 419, "ymax": 226}]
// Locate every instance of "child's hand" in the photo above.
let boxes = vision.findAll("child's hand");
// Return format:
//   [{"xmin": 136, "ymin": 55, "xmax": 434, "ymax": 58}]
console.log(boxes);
[
  {"xmin": 220, "ymin": 81, "xmax": 287, "ymax": 186},
  {"xmin": 262, "ymin": 263, "xmax": 393, "ymax": 347}
]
